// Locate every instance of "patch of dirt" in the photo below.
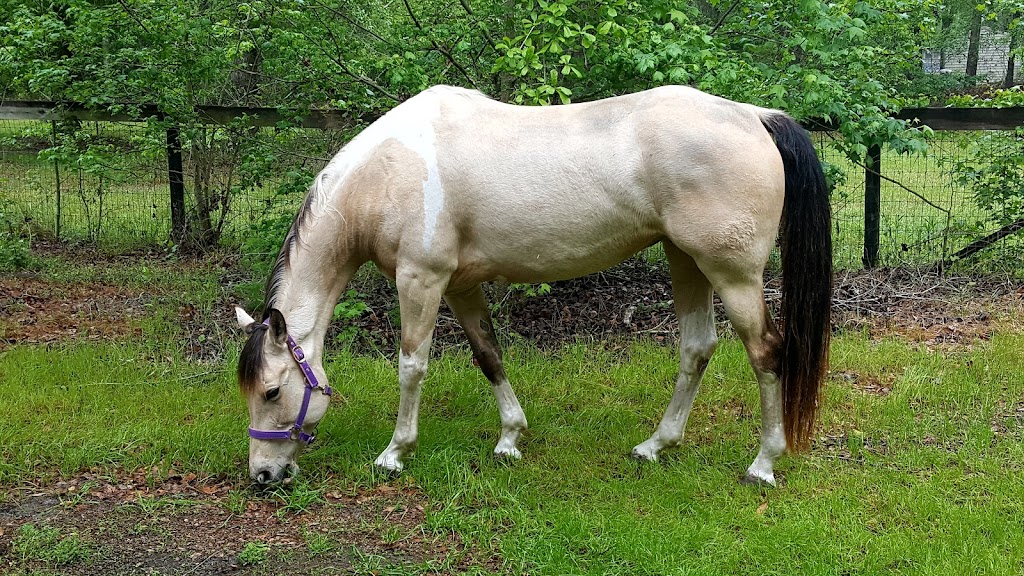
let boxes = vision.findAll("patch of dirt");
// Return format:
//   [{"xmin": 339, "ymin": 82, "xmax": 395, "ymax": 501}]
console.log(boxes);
[
  {"xmin": 831, "ymin": 370, "xmax": 894, "ymax": 396},
  {"xmin": 831, "ymin": 268, "xmax": 1023, "ymax": 350},
  {"xmin": 0, "ymin": 471, "xmax": 494, "ymax": 576},
  {"xmin": 0, "ymin": 279, "xmax": 148, "ymax": 348}
]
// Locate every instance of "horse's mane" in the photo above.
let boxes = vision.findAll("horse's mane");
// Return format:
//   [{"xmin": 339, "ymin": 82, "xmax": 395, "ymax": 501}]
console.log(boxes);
[
  {"xmin": 238, "ymin": 323, "xmax": 267, "ymax": 394},
  {"xmin": 264, "ymin": 176, "xmax": 324, "ymax": 310},
  {"xmin": 239, "ymin": 175, "xmax": 323, "ymax": 394}
]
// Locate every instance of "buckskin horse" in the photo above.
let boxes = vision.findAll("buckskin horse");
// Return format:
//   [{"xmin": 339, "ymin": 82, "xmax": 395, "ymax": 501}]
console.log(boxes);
[{"xmin": 234, "ymin": 84, "xmax": 832, "ymax": 486}]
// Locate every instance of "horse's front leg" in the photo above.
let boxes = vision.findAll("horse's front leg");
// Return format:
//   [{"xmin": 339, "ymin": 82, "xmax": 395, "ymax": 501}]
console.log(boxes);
[{"xmin": 374, "ymin": 264, "xmax": 448, "ymax": 474}]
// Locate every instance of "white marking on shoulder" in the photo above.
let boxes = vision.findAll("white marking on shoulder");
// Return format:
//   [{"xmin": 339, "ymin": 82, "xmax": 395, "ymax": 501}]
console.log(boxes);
[
  {"xmin": 304, "ymin": 87, "xmax": 468, "ymax": 246},
  {"xmin": 390, "ymin": 92, "xmax": 445, "ymax": 252}
]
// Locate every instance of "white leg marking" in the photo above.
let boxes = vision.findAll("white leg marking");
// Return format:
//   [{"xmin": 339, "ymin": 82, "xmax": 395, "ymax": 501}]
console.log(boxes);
[
  {"xmin": 633, "ymin": 263, "xmax": 716, "ymax": 462},
  {"xmin": 744, "ymin": 371, "xmax": 786, "ymax": 486},
  {"xmin": 631, "ymin": 373, "xmax": 703, "ymax": 462},
  {"xmin": 492, "ymin": 376, "xmax": 527, "ymax": 459},
  {"xmin": 374, "ymin": 338, "xmax": 431, "ymax": 473}
]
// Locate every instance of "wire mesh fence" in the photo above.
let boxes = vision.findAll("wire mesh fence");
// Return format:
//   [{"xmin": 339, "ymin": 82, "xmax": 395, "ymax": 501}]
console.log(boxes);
[
  {"xmin": 0, "ymin": 117, "xmax": 351, "ymax": 249},
  {"xmin": 817, "ymin": 129, "xmax": 1023, "ymax": 273},
  {"xmin": 1, "ymin": 112, "xmax": 1022, "ymax": 273}
]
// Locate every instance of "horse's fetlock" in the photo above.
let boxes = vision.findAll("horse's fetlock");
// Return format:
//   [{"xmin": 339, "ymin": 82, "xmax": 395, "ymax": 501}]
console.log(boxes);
[{"xmin": 506, "ymin": 416, "xmax": 528, "ymax": 433}]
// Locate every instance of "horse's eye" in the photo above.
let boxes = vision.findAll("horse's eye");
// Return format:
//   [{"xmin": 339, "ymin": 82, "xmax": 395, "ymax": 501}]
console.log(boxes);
[{"xmin": 265, "ymin": 388, "xmax": 280, "ymax": 402}]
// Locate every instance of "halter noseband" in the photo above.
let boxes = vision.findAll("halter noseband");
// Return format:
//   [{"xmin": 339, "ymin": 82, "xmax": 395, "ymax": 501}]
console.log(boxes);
[{"xmin": 247, "ymin": 323, "xmax": 332, "ymax": 445}]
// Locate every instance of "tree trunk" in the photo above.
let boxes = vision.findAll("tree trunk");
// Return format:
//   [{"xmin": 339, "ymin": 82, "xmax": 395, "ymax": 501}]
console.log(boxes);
[
  {"xmin": 1006, "ymin": 20, "xmax": 1020, "ymax": 88},
  {"xmin": 966, "ymin": 9, "xmax": 982, "ymax": 77}
]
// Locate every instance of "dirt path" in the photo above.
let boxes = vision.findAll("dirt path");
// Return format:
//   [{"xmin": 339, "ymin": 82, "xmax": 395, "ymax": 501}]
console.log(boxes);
[{"xmin": 0, "ymin": 471, "xmax": 490, "ymax": 575}]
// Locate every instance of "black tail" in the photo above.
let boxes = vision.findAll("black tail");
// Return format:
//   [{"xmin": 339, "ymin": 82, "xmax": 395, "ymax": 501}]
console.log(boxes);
[{"xmin": 759, "ymin": 112, "xmax": 832, "ymax": 452}]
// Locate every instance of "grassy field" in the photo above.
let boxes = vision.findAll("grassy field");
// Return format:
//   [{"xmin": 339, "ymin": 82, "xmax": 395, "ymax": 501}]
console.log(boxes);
[
  {"xmin": 1, "ymin": 254, "xmax": 1022, "ymax": 575},
  {"xmin": 820, "ymin": 133, "xmax": 1000, "ymax": 269}
]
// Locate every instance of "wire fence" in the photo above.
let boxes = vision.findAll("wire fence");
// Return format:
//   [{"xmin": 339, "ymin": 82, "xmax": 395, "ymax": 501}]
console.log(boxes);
[
  {"xmin": 0, "ymin": 117, "xmax": 350, "ymax": 249},
  {"xmin": 1, "ymin": 111, "xmax": 1022, "ymax": 273}
]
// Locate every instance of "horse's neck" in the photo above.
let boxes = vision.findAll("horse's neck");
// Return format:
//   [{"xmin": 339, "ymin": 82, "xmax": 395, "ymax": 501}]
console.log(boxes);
[{"xmin": 273, "ymin": 246, "xmax": 357, "ymax": 358}]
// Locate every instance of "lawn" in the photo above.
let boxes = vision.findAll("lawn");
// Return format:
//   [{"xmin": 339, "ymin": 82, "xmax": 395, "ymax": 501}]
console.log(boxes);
[{"xmin": 1, "ymin": 252, "xmax": 1022, "ymax": 575}]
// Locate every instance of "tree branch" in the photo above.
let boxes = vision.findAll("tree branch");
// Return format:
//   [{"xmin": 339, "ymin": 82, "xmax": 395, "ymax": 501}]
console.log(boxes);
[
  {"xmin": 296, "ymin": 9, "xmax": 401, "ymax": 102},
  {"xmin": 946, "ymin": 218, "xmax": 1024, "ymax": 263},
  {"xmin": 709, "ymin": 1, "xmax": 741, "ymax": 35},
  {"xmin": 116, "ymin": 0, "xmax": 151, "ymax": 33},
  {"xmin": 403, "ymin": 0, "xmax": 480, "ymax": 89},
  {"xmin": 850, "ymin": 156, "xmax": 951, "ymax": 215}
]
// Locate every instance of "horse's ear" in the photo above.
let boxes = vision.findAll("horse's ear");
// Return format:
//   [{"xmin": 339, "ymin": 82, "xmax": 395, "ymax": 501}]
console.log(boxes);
[
  {"xmin": 266, "ymin": 308, "xmax": 289, "ymax": 347},
  {"xmin": 235, "ymin": 306, "xmax": 256, "ymax": 330}
]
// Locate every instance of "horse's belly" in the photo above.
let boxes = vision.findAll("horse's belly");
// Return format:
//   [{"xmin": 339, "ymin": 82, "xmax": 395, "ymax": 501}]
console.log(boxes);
[{"xmin": 451, "ymin": 214, "xmax": 660, "ymax": 287}]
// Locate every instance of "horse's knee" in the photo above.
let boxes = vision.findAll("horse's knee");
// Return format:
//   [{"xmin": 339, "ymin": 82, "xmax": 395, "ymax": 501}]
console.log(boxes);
[
  {"xmin": 399, "ymin": 349, "xmax": 428, "ymax": 385},
  {"xmin": 680, "ymin": 334, "xmax": 717, "ymax": 374}
]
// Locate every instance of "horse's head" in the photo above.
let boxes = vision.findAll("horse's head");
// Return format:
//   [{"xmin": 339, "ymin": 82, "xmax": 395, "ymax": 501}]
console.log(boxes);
[{"xmin": 235, "ymin": 307, "xmax": 332, "ymax": 485}]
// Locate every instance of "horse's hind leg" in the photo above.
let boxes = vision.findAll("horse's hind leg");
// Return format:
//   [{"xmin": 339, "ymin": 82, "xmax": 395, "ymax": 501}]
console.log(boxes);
[
  {"xmin": 374, "ymin": 263, "xmax": 449, "ymax": 474},
  {"xmin": 445, "ymin": 285, "xmax": 528, "ymax": 459},
  {"xmin": 702, "ymin": 267, "xmax": 786, "ymax": 486},
  {"xmin": 632, "ymin": 242, "xmax": 718, "ymax": 461}
]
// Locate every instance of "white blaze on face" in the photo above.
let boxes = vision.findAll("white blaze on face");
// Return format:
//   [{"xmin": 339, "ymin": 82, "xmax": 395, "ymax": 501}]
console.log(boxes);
[{"xmin": 392, "ymin": 95, "xmax": 444, "ymax": 251}]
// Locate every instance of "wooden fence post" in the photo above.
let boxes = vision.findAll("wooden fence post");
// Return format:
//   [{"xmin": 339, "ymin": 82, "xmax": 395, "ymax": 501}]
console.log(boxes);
[
  {"xmin": 51, "ymin": 121, "xmax": 61, "ymax": 240},
  {"xmin": 166, "ymin": 124, "xmax": 186, "ymax": 243},
  {"xmin": 863, "ymin": 144, "xmax": 881, "ymax": 268}
]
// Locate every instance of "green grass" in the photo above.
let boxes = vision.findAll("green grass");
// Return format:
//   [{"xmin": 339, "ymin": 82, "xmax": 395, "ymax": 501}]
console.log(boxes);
[
  {"xmin": 0, "ymin": 120, "xmax": 298, "ymax": 250},
  {"xmin": 1, "ymin": 330, "xmax": 1022, "ymax": 574},
  {"xmin": 0, "ymin": 151, "xmax": 292, "ymax": 250},
  {"xmin": 238, "ymin": 541, "xmax": 270, "ymax": 566},
  {"xmin": 12, "ymin": 524, "xmax": 93, "ymax": 566},
  {"xmin": 820, "ymin": 134, "xmax": 996, "ymax": 269}
]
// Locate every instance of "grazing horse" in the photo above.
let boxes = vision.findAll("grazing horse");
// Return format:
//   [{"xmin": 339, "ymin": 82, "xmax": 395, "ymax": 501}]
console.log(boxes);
[{"xmin": 235, "ymin": 85, "xmax": 832, "ymax": 486}]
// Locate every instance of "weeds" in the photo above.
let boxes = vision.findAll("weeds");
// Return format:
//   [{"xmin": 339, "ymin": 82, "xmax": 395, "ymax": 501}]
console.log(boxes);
[
  {"xmin": 303, "ymin": 529, "xmax": 335, "ymax": 557},
  {"xmin": 13, "ymin": 524, "xmax": 92, "ymax": 566},
  {"xmin": 224, "ymin": 489, "xmax": 248, "ymax": 515},
  {"xmin": 237, "ymin": 541, "xmax": 269, "ymax": 566},
  {"xmin": 270, "ymin": 479, "xmax": 325, "ymax": 516}
]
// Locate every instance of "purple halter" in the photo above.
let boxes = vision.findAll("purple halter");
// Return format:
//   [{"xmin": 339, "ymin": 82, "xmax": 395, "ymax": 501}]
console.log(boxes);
[{"xmin": 248, "ymin": 325, "xmax": 332, "ymax": 445}]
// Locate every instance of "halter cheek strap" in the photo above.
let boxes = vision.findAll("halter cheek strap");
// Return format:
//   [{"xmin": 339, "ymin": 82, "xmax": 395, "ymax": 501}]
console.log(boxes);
[{"xmin": 248, "ymin": 326, "xmax": 332, "ymax": 446}]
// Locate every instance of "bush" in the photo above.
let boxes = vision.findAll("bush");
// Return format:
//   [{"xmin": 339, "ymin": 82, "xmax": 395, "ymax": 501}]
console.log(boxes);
[{"xmin": 0, "ymin": 231, "xmax": 31, "ymax": 272}]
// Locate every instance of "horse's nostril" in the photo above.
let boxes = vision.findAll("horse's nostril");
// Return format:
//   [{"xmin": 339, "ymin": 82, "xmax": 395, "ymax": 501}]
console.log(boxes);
[{"xmin": 255, "ymin": 470, "xmax": 273, "ymax": 484}]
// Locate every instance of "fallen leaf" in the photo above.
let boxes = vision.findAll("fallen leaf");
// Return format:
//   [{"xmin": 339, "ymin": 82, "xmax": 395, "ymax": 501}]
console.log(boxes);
[{"xmin": 756, "ymin": 502, "xmax": 768, "ymax": 515}]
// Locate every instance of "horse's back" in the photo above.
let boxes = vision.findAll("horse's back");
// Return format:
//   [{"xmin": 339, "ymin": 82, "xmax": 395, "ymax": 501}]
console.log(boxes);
[{"xmin": 334, "ymin": 86, "xmax": 785, "ymax": 285}]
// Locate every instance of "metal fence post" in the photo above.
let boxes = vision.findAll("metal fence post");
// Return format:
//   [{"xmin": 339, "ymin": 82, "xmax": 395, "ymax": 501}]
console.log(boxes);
[
  {"xmin": 166, "ymin": 124, "xmax": 186, "ymax": 243},
  {"xmin": 863, "ymin": 144, "xmax": 881, "ymax": 268}
]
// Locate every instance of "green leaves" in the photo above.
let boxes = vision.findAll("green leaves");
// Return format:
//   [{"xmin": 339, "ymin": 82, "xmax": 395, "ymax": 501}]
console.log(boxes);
[{"xmin": 948, "ymin": 89, "xmax": 1024, "ymax": 227}]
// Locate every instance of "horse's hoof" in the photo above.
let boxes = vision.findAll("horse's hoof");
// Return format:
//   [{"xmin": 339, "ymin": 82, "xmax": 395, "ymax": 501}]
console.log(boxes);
[
  {"xmin": 740, "ymin": 471, "xmax": 777, "ymax": 487},
  {"xmin": 493, "ymin": 446, "xmax": 522, "ymax": 461},
  {"xmin": 630, "ymin": 446, "xmax": 658, "ymax": 462},
  {"xmin": 372, "ymin": 453, "xmax": 404, "ymax": 477}
]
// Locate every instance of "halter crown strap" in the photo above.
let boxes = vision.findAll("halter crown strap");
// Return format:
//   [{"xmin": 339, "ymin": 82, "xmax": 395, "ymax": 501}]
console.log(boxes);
[{"xmin": 247, "ymin": 322, "xmax": 332, "ymax": 445}]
